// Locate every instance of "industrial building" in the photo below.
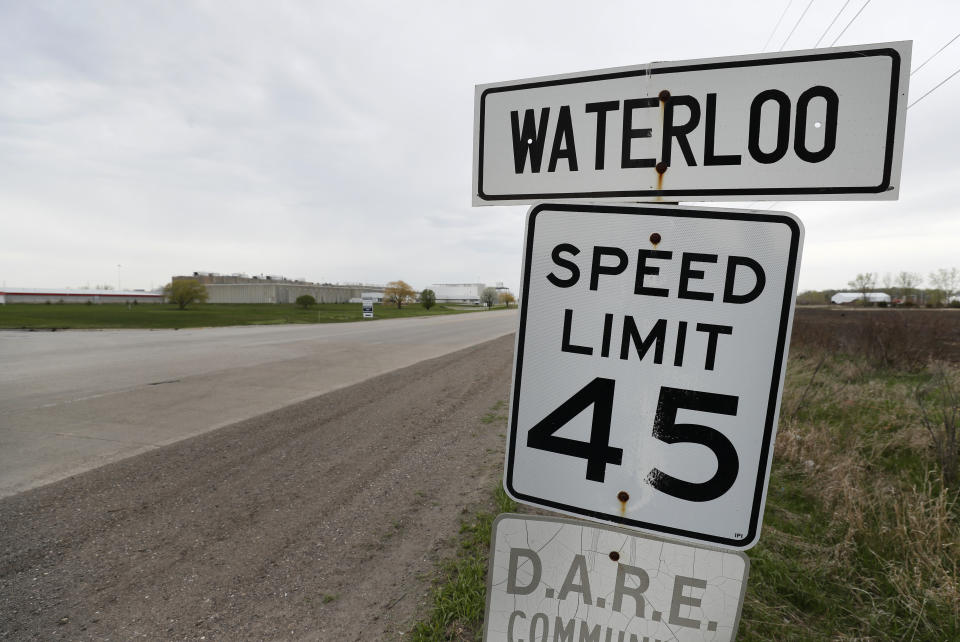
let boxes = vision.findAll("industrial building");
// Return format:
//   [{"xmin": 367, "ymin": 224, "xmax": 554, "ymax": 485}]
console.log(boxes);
[
  {"xmin": 173, "ymin": 273, "xmax": 384, "ymax": 304},
  {"xmin": 830, "ymin": 292, "xmax": 893, "ymax": 304},
  {"xmin": 0, "ymin": 287, "xmax": 164, "ymax": 305},
  {"xmin": 429, "ymin": 282, "xmax": 514, "ymax": 305},
  {"xmin": 429, "ymin": 283, "xmax": 486, "ymax": 305}
]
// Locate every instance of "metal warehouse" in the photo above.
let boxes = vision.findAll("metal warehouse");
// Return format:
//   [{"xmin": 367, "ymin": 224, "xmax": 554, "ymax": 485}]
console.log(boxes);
[
  {"xmin": 0, "ymin": 288, "xmax": 164, "ymax": 305},
  {"xmin": 173, "ymin": 273, "xmax": 384, "ymax": 304},
  {"xmin": 429, "ymin": 283, "xmax": 486, "ymax": 304}
]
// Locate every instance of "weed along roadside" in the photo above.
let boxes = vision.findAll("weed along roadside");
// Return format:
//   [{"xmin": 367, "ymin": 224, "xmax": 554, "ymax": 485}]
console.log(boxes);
[
  {"xmin": 462, "ymin": 39, "xmax": 931, "ymax": 642},
  {"xmin": 739, "ymin": 310, "xmax": 960, "ymax": 639}
]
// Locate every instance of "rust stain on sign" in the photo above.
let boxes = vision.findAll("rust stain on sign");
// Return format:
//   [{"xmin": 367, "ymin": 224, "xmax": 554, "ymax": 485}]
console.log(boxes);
[{"xmin": 617, "ymin": 490, "xmax": 630, "ymax": 516}]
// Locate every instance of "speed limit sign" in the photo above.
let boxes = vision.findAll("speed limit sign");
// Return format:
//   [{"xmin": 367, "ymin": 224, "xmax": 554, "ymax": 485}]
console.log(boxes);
[{"xmin": 505, "ymin": 203, "xmax": 803, "ymax": 549}]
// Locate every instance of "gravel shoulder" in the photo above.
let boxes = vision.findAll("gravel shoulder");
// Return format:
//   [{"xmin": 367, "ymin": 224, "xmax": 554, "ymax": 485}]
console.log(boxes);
[{"xmin": 0, "ymin": 334, "xmax": 515, "ymax": 641}]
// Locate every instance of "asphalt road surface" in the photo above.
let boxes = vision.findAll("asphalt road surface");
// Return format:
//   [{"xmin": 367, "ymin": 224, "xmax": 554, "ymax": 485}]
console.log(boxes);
[
  {"xmin": 0, "ymin": 333, "xmax": 516, "ymax": 640},
  {"xmin": 0, "ymin": 310, "xmax": 517, "ymax": 496}
]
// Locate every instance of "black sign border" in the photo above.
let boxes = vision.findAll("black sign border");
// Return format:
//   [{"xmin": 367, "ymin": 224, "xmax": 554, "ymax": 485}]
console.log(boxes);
[
  {"xmin": 506, "ymin": 203, "xmax": 802, "ymax": 549},
  {"xmin": 477, "ymin": 47, "xmax": 901, "ymax": 201}
]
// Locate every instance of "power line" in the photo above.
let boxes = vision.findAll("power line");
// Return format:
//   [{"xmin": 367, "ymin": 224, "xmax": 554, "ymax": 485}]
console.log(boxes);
[
  {"xmin": 911, "ymin": 32, "xmax": 960, "ymax": 76},
  {"xmin": 829, "ymin": 0, "xmax": 871, "ymax": 47},
  {"xmin": 763, "ymin": 0, "xmax": 795, "ymax": 51},
  {"xmin": 813, "ymin": 0, "xmax": 851, "ymax": 47},
  {"xmin": 779, "ymin": 0, "xmax": 817, "ymax": 51},
  {"xmin": 908, "ymin": 65, "xmax": 960, "ymax": 109}
]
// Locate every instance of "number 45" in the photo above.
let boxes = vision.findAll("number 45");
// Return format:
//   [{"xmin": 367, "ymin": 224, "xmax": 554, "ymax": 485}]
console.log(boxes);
[{"xmin": 525, "ymin": 378, "xmax": 739, "ymax": 502}]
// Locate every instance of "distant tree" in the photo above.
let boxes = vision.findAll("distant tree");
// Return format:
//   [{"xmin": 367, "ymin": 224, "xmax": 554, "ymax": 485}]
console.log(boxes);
[
  {"xmin": 383, "ymin": 280, "xmax": 416, "ymax": 309},
  {"xmin": 881, "ymin": 272, "xmax": 893, "ymax": 291},
  {"xmin": 796, "ymin": 290, "xmax": 830, "ymax": 305},
  {"xmin": 499, "ymin": 292, "xmax": 516, "ymax": 308},
  {"xmin": 480, "ymin": 287, "xmax": 498, "ymax": 308},
  {"xmin": 295, "ymin": 294, "xmax": 316, "ymax": 309},
  {"xmin": 163, "ymin": 279, "xmax": 208, "ymax": 310},
  {"xmin": 420, "ymin": 289, "xmax": 436, "ymax": 310},
  {"xmin": 896, "ymin": 271, "xmax": 923, "ymax": 302},
  {"xmin": 929, "ymin": 268, "xmax": 959, "ymax": 306},
  {"xmin": 848, "ymin": 273, "xmax": 877, "ymax": 305}
]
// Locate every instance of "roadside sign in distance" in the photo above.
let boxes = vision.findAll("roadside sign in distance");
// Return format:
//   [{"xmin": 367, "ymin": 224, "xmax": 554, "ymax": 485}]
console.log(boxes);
[
  {"xmin": 473, "ymin": 41, "xmax": 910, "ymax": 205},
  {"xmin": 483, "ymin": 514, "xmax": 750, "ymax": 642},
  {"xmin": 505, "ymin": 203, "xmax": 803, "ymax": 549}
]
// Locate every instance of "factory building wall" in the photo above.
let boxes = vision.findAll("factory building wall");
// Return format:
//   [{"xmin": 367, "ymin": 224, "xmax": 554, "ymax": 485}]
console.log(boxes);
[
  {"xmin": 0, "ymin": 291, "xmax": 163, "ymax": 305},
  {"xmin": 203, "ymin": 283, "xmax": 370, "ymax": 304}
]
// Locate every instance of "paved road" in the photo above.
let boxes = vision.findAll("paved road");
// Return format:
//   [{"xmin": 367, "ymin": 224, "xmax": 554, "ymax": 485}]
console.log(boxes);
[
  {"xmin": 0, "ymin": 335, "xmax": 515, "ymax": 640},
  {"xmin": 0, "ymin": 310, "xmax": 517, "ymax": 496}
]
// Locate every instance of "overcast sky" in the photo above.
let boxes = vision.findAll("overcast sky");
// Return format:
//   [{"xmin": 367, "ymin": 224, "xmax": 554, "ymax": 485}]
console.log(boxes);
[{"xmin": 2, "ymin": 1, "xmax": 958, "ymax": 294}]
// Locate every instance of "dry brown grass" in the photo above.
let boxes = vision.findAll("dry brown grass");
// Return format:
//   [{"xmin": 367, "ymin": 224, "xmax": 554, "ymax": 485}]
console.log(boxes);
[{"xmin": 740, "ymin": 311, "xmax": 960, "ymax": 640}]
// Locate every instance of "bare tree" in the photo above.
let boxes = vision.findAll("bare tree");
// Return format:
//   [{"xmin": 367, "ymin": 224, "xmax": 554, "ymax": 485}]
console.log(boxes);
[
  {"xmin": 896, "ymin": 271, "xmax": 922, "ymax": 303},
  {"xmin": 929, "ymin": 267, "xmax": 959, "ymax": 306},
  {"xmin": 847, "ymin": 272, "xmax": 877, "ymax": 305}
]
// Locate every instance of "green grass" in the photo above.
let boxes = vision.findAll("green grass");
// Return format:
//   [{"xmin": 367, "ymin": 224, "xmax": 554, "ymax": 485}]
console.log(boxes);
[
  {"xmin": 479, "ymin": 400, "xmax": 508, "ymax": 425},
  {"xmin": 0, "ymin": 302, "xmax": 471, "ymax": 330},
  {"xmin": 409, "ymin": 485, "xmax": 516, "ymax": 642},
  {"xmin": 409, "ymin": 400, "xmax": 516, "ymax": 642}
]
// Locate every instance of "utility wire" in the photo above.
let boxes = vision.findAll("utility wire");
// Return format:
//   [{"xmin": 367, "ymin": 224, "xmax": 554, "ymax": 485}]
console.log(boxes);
[
  {"xmin": 908, "ymin": 65, "xmax": 960, "ymax": 109},
  {"xmin": 763, "ymin": 0, "xmax": 795, "ymax": 51},
  {"xmin": 813, "ymin": 0, "xmax": 852, "ymax": 47},
  {"xmin": 911, "ymin": 32, "xmax": 960, "ymax": 75},
  {"xmin": 779, "ymin": 0, "xmax": 817, "ymax": 51},
  {"xmin": 829, "ymin": 0, "xmax": 871, "ymax": 47}
]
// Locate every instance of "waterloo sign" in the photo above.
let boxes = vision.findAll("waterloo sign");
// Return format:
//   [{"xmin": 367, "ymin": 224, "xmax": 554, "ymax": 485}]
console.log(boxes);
[
  {"xmin": 504, "ymin": 203, "xmax": 802, "ymax": 549},
  {"xmin": 473, "ymin": 41, "xmax": 911, "ymax": 204}
]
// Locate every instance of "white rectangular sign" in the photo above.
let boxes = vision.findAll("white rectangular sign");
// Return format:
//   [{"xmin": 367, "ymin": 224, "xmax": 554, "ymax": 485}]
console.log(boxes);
[
  {"xmin": 484, "ymin": 514, "xmax": 749, "ymax": 642},
  {"xmin": 473, "ymin": 41, "xmax": 910, "ymax": 205},
  {"xmin": 505, "ymin": 203, "xmax": 802, "ymax": 549}
]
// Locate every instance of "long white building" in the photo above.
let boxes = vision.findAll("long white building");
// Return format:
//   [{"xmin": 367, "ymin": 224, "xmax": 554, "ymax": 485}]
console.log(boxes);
[
  {"xmin": 0, "ymin": 287, "xmax": 163, "ymax": 305},
  {"xmin": 430, "ymin": 283, "xmax": 486, "ymax": 305}
]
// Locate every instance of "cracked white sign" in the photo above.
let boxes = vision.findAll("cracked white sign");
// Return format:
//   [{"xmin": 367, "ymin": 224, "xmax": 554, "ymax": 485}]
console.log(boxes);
[{"xmin": 484, "ymin": 514, "xmax": 749, "ymax": 642}]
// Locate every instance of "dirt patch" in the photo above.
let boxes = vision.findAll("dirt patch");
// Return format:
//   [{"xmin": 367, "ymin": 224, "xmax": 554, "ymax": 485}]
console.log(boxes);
[{"xmin": 0, "ymin": 335, "xmax": 515, "ymax": 641}]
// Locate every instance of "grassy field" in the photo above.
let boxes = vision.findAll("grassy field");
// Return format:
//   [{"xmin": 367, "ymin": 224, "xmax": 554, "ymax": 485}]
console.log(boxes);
[
  {"xmin": 410, "ymin": 308, "xmax": 960, "ymax": 641},
  {"xmin": 0, "ymin": 302, "xmax": 479, "ymax": 330}
]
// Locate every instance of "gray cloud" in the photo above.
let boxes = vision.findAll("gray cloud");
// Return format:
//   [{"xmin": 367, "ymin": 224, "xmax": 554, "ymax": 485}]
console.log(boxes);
[{"xmin": 1, "ymin": 1, "xmax": 958, "ymax": 293}]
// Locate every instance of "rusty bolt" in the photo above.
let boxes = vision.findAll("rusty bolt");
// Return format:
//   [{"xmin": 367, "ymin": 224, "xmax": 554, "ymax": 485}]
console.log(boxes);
[
  {"xmin": 650, "ymin": 232, "xmax": 662, "ymax": 245},
  {"xmin": 655, "ymin": 162, "xmax": 668, "ymax": 175},
  {"xmin": 609, "ymin": 551, "xmax": 621, "ymax": 562},
  {"xmin": 617, "ymin": 491, "xmax": 629, "ymax": 503},
  {"xmin": 658, "ymin": 90, "xmax": 671, "ymax": 102}
]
